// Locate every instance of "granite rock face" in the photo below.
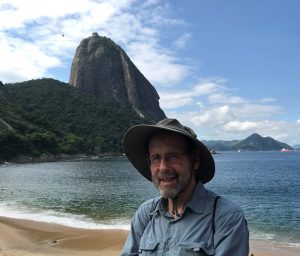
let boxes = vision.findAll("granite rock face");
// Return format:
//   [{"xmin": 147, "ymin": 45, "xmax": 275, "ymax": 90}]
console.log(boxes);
[{"xmin": 69, "ymin": 33, "xmax": 166, "ymax": 121}]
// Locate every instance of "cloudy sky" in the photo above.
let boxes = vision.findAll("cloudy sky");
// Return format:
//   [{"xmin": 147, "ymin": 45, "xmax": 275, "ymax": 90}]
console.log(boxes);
[{"xmin": 1, "ymin": 0, "xmax": 299, "ymax": 145}]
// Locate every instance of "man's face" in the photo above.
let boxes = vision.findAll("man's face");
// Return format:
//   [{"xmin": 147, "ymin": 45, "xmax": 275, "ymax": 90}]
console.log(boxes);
[{"xmin": 148, "ymin": 132, "xmax": 196, "ymax": 198}]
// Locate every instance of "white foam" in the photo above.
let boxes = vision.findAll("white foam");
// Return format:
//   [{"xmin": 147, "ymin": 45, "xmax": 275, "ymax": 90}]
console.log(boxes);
[
  {"xmin": 0, "ymin": 202, "xmax": 130, "ymax": 230},
  {"xmin": 287, "ymin": 243, "xmax": 300, "ymax": 248},
  {"xmin": 250, "ymin": 231, "xmax": 276, "ymax": 240},
  {"xmin": 249, "ymin": 228, "xmax": 300, "ymax": 247}
]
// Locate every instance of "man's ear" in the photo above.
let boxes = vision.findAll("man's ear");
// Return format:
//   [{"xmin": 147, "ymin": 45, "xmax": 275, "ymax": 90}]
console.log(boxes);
[
  {"xmin": 193, "ymin": 148, "xmax": 200, "ymax": 170},
  {"xmin": 193, "ymin": 160, "xmax": 200, "ymax": 170}
]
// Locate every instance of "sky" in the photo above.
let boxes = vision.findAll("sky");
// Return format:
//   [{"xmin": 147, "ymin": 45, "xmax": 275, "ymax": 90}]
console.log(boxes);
[{"xmin": 1, "ymin": 0, "xmax": 299, "ymax": 146}]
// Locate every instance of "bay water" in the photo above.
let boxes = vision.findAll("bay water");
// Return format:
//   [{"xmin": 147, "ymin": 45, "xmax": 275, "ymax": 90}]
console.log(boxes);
[{"xmin": 0, "ymin": 151, "xmax": 299, "ymax": 246}]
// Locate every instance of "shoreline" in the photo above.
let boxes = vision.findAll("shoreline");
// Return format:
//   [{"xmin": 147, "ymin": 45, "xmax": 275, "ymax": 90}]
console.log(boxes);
[
  {"xmin": 0, "ymin": 153, "xmax": 125, "ymax": 165},
  {"xmin": 0, "ymin": 216, "xmax": 299, "ymax": 256}
]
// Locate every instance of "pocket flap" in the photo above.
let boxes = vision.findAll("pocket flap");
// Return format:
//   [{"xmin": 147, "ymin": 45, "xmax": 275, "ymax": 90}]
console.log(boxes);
[
  {"xmin": 139, "ymin": 239, "xmax": 159, "ymax": 251},
  {"xmin": 179, "ymin": 242, "xmax": 215, "ymax": 255}
]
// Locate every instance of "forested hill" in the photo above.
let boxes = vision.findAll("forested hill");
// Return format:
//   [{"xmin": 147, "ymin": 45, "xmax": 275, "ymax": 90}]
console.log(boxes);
[
  {"xmin": 203, "ymin": 133, "xmax": 293, "ymax": 151},
  {"xmin": 0, "ymin": 78, "xmax": 153, "ymax": 162}
]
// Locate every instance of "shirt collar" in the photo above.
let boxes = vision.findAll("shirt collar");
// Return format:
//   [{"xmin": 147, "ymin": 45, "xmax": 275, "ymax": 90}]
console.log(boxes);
[
  {"xmin": 150, "ymin": 197, "xmax": 166, "ymax": 216},
  {"xmin": 186, "ymin": 181, "xmax": 206, "ymax": 214}
]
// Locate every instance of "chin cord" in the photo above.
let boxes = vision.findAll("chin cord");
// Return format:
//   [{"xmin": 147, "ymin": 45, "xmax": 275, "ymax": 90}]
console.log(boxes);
[
  {"xmin": 170, "ymin": 170, "xmax": 194, "ymax": 217},
  {"xmin": 171, "ymin": 197, "xmax": 180, "ymax": 217},
  {"xmin": 169, "ymin": 157, "xmax": 196, "ymax": 218}
]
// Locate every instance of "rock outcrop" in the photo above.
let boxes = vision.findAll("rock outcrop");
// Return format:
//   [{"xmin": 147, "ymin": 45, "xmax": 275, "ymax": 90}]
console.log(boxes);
[
  {"xmin": 69, "ymin": 32, "xmax": 166, "ymax": 121},
  {"xmin": 0, "ymin": 82, "xmax": 14, "ymax": 105}
]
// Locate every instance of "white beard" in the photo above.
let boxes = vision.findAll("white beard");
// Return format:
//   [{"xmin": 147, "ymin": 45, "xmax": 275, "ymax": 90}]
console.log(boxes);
[{"xmin": 152, "ymin": 170, "xmax": 192, "ymax": 198}]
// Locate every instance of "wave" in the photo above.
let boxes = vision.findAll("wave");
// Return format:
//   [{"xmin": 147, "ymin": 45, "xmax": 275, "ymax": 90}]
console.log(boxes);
[
  {"xmin": 0, "ymin": 202, "xmax": 130, "ymax": 230},
  {"xmin": 250, "ymin": 228, "xmax": 300, "ymax": 247}
]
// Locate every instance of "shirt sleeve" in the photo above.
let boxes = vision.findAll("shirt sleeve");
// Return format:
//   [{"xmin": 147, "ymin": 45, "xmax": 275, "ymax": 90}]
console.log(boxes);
[
  {"xmin": 214, "ymin": 210, "xmax": 249, "ymax": 256},
  {"xmin": 121, "ymin": 200, "xmax": 156, "ymax": 256}
]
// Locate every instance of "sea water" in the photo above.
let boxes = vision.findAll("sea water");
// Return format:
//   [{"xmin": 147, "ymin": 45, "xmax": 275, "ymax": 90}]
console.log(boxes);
[{"xmin": 0, "ymin": 151, "xmax": 299, "ymax": 246}]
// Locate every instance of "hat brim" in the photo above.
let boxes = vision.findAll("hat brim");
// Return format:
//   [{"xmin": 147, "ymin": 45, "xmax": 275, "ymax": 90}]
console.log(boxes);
[{"xmin": 122, "ymin": 124, "xmax": 215, "ymax": 184}]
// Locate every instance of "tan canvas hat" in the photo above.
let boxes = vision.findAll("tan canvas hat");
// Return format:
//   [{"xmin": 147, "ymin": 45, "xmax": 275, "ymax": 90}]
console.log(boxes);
[{"xmin": 122, "ymin": 118, "xmax": 215, "ymax": 184}]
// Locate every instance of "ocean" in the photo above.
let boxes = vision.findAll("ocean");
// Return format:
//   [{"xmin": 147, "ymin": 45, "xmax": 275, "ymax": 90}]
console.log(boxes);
[{"xmin": 0, "ymin": 151, "xmax": 299, "ymax": 246}]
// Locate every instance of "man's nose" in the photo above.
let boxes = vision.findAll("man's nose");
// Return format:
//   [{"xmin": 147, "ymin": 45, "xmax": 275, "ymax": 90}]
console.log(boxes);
[{"xmin": 158, "ymin": 157, "xmax": 169, "ymax": 171}]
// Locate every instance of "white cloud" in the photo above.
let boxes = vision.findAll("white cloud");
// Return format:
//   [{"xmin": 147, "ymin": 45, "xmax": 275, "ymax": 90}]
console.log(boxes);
[
  {"xmin": 160, "ymin": 82, "xmax": 284, "ymax": 142},
  {"xmin": 173, "ymin": 33, "xmax": 191, "ymax": 49},
  {"xmin": 193, "ymin": 82, "xmax": 220, "ymax": 95},
  {"xmin": 0, "ymin": 32, "xmax": 61, "ymax": 81},
  {"xmin": 127, "ymin": 42, "xmax": 190, "ymax": 85},
  {"xmin": 190, "ymin": 105, "xmax": 232, "ymax": 126},
  {"xmin": 208, "ymin": 93, "xmax": 248, "ymax": 105},
  {"xmin": 233, "ymin": 104, "xmax": 283, "ymax": 119},
  {"xmin": 0, "ymin": 0, "xmax": 189, "ymax": 84},
  {"xmin": 260, "ymin": 97, "xmax": 276, "ymax": 103},
  {"xmin": 161, "ymin": 77, "xmax": 299, "ymax": 144},
  {"xmin": 165, "ymin": 110, "xmax": 300, "ymax": 145},
  {"xmin": 0, "ymin": 0, "xmax": 96, "ymax": 29},
  {"xmin": 159, "ymin": 80, "xmax": 223, "ymax": 109},
  {"xmin": 159, "ymin": 91, "xmax": 193, "ymax": 109},
  {"xmin": 223, "ymin": 120, "xmax": 257, "ymax": 131}
]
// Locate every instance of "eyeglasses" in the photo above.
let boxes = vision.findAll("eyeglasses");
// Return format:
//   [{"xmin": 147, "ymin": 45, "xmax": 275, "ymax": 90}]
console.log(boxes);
[{"xmin": 148, "ymin": 152, "xmax": 190, "ymax": 167}]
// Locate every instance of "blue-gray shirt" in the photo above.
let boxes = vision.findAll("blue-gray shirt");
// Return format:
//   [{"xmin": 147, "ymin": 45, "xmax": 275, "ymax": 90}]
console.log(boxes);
[{"xmin": 121, "ymin": 182, "xmax": 249, "ymax": 255}]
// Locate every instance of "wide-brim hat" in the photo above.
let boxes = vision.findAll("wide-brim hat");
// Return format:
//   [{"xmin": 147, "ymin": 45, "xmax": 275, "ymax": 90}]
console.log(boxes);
[{"xmin": 122, "ymin": 118, "xmax": 215, "ymax": 184}]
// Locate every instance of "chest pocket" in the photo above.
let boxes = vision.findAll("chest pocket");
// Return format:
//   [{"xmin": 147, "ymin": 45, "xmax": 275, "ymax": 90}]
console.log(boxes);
[
  {"xmin": 177, "ymin": 242, "xmax": 215, "ymax": 256},
  {"xmin": 138, "ymin": 239, "xmax": 159, "ymax": 255},
  {"xmin": 138, "ymin": 241, "xmax": 214, "ymax": 256}
]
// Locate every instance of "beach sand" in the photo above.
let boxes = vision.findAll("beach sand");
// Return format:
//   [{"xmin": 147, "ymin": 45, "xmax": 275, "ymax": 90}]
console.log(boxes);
[{"xmin": 0, "ymin": 216, "xmax": 299, "ymax": 256}]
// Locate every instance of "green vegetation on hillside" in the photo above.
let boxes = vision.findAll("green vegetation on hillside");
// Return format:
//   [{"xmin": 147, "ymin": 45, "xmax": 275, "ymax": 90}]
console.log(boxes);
[
  {"xmin": 0, "ymin": 78, "xmax": 153, "ymax": 161},
  {"xmin": 203, "ymin": 133, "xmax": 293, "ymax": 151}
]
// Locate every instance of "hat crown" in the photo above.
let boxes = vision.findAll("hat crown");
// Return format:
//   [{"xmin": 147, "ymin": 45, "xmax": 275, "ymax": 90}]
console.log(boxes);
[{"xmin": 157, "ymin": 118, "xmax": 197, "ymax": 138}]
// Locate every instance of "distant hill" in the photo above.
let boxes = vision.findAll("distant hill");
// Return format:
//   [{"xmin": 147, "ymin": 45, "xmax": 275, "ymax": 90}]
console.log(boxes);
[
  {"xmin": 233, "ymin": 133, "xmax": 293, "ymax": 151},
  {"xmin": 203, "ymin": 133, "xmax": 293, "ymax": 151},
  {"xmin": 1, "ymin": 78, "xmax": 153, "ymax": 161},
  {"xmin": 202, "ymin": 139, "xmax": 240, "ymax": 151}
]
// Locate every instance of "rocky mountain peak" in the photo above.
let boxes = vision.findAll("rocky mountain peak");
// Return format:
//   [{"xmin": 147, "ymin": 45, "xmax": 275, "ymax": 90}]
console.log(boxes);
[{"xmin": 69, "ymin": 33, "xmax": 166, "ymax": 121}]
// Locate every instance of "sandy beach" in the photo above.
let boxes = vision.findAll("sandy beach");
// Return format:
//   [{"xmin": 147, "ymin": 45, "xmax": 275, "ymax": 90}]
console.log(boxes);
[{"xmin": 0, "ymin": 216, "xmax": 299, "ymax": 256}]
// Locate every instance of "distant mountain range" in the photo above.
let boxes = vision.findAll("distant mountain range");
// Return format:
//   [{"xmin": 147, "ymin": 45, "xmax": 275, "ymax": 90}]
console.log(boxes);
[{"xmin": 203, "ymin": 133, "xmax": 294, "ymax": 151}]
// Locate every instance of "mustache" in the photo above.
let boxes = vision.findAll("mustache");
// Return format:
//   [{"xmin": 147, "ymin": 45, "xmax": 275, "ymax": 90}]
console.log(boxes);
[{"xmin": 156, "ymin": 171, "xmax": 178, "ymax": 180}]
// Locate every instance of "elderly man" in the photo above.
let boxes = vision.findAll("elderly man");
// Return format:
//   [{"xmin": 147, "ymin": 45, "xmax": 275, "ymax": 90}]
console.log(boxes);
[{"xmin": 121, "ymin": 118, "xmax": 249, "ymax": 255}]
